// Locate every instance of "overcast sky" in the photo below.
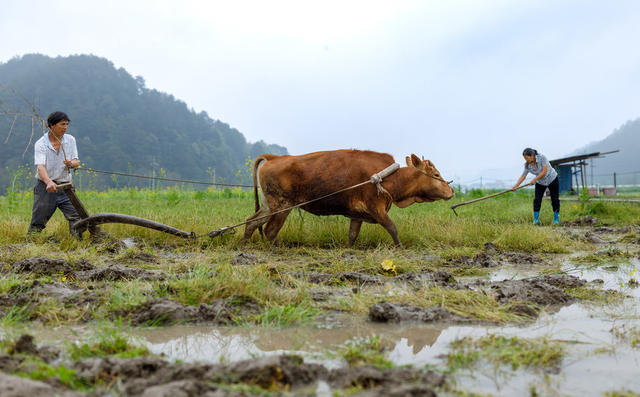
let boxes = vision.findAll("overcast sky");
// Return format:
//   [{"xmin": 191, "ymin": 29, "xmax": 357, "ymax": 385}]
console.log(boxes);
[{"xmin": 1, "ymin": 0, "xmax": 639, "ymax": 185}]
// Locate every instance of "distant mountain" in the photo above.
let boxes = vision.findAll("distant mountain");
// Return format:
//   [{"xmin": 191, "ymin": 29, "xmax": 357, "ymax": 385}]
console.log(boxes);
[
  {"xmin": 0, "ymin": 54, "xmax": 287, "ymax": 191},
  {"xmin": 571, "ymin": 118, "xmax": 640, "ymax": 178}
]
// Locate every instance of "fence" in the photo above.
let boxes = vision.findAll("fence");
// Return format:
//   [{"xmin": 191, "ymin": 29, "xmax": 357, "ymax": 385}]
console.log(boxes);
[
  {"xmin": 589, "ymin": 171, "xmax": 640, "ymax": 188},
  {"xmin": 457, "ymin": 171, "xmax": 640, "ymax": 194}
]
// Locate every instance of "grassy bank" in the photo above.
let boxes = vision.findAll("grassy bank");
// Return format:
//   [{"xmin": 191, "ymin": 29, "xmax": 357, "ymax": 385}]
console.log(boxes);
[{"xmin": 3, "ymin": 186, "xmax": 638, "ymax": 249}]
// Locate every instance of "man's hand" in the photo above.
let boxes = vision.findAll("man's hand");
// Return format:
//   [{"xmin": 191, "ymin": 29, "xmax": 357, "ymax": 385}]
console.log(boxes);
[
  {"xmin": 529, "ymin": 180, "xmax": 536, "ymax": 186},
  {"xmin": 63, "ymin": 159, "xmax": 77, "ymax": 169},
  {"xmin": 511, "ymin": 185, "xmax": 519, "ymax": 192},
  {"xmin": 46, "ymin": 180, "xmax": 58, "ymax": 192}
]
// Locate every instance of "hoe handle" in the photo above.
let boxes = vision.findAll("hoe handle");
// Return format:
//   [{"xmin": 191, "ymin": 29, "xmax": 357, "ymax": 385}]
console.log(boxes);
[{"xmin": 451, "ymin": 184, "xmax": 528, "ymax": 213}]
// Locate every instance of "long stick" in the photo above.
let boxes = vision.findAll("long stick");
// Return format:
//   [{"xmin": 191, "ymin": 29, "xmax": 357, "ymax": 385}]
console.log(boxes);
[{"xmin": 451, "ymin": 185, "xmax": 528, "ymax": 216}]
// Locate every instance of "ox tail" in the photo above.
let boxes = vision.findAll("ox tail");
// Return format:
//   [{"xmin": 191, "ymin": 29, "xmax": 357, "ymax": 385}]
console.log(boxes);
[
  {"xmin": 251, "ymin": 154, "xmax": 279, "ymax": 236},
  {"xmin": 252, "ymin": 156, "xmax": 266, "ymax": 213},
  {"xmin": 252, "ymin": 154, "xmax": 278, "ymax": 212}
]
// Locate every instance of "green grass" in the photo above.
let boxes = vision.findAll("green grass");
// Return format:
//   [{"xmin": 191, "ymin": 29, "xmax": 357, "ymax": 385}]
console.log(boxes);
[
  {"xmin": 566, "ymin": 286, "xmax": 626, "ymax": 305},
  {"xmin": 610, "ymin": 324, "xmax": 640, "ymax": 349},
  {"xmin": 250, "ymin": 303, "xmax": 319, "ymax": 327},
  {"xmin": 161, "ymin": 263, "xmax": 310, "ymax": 308},
  {"xmin": 16, "ymin": 360, "xmax": 89, "ymax": 390},
  {"xmin": 0, "ymin": 305, "xmax": 33, "ymax": 326},
  {"xmin": 446, "ymin": 334, "xmax": 565, "ymax": 372},
  {"xmin": 0, "ymin": 186, "xmax": 638, "ymax": 329},
  {"xmin": 4, "ymin": 185, "xmax": 632, "ymax": 249},
  {"xmin": 604, "ymin": 391, "xmax": 640, "ymax": 397},
  {"xmin": 337, "ymin": 335, "xmax": 394, "ymax": 368},
  {"xmin": 330, "ymin": 285, "xmax": 530, "ymax": 323},
  {"xmin": 68, "ymin": 320, "xmax": 149, "ymax": 359},
  {"xmin": 0, "ymin": 184, "xmax": 638, "ymax": 395},
  {"xmin": 570, "ymin": 247, "xmax": 636, "ymax": 266}
]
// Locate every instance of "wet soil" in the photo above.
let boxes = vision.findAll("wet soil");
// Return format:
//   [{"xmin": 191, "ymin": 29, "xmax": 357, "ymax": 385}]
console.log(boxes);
[
  {"xmin": 230, "ymin": 252, "xmax": 260, "ymax": 266},
  {"xmin": 393, "ymin": 270, "xmax": 457, "ymax": 287},
  {"xmin": 0, "ymin": 372, "xmax": 81, "ymax": 397},
  {"xmin": 10, "ymin": 256, "xmax": 160, "ymax": 281},
  {"xmin": 11, "ymin": 257, "xmax": 94, "ymax": 275},
  {"xmin": 124, "ymin": 297, "xmax": 262, "ymax": 326},
  {"xmin": 291, "ymin": 271, "xmax": 385, "ymax": 285},
  {"xmin": 444, "ymin": 242, "xmax": 546, "ymax": 269},
  {"xmin": 490, "ymin": 278, "xmax": 574, "ymax": 306},
  {"xmin": 73, "ymin": 264, "xmax": 162, "ymax": 281},
  {"xmin": 72, "ymin": 353, "xmax": 444, "ymax": 396},
  {"xmin": 369, "ymin": 303, "xmax": 470, "ymax": 324},
  {"xmin": 563, "ymin": 216, "xmax": 601, "ymax": 226},
  {"xmin": 1, "ymin": 223, "xmax": 638, "ymax": 396},
  {"xmin": 0, "ymin": 332, "xmax": 447, "ymax": 397},
  {"xmin": 0, "ymin": 279, "xmax": 100, "ymax": 318},
  {"xmin": 366, "ymin": 274, "xmax": 593, "ymax": 323}
]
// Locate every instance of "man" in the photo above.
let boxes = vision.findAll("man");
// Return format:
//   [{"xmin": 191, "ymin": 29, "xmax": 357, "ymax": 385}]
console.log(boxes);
[{"xmin": 27, "ymin": 111, "xmax": 83, "ymax": 237}]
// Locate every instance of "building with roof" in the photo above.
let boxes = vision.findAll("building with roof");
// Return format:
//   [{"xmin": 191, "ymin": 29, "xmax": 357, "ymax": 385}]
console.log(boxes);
[{"xmin": 550, "ymin": 150, "xmax": 619, "ymax": 193}]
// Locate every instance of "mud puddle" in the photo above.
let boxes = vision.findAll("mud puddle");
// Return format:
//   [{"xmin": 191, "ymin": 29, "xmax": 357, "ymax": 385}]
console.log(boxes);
[
  {"xmin": 128, "ymin": 303, "xmax": 640, "ymax": 395},
  {"xmin": 113, "ymin": 258, "xmax": 640, "ymax": 396},
  {"xmin": 132, "ymin": 316, "xmax": 444, "ymax": 369},
  {"xmin": 490, "ymin": 256, "xmax": 640, "ymax": 298}
]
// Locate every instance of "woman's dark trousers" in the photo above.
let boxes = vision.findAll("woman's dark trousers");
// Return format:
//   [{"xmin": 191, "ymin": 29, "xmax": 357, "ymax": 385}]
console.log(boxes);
[{"xmin": 533, "ymin": 176, "xmax": 560, "ymax": 213}]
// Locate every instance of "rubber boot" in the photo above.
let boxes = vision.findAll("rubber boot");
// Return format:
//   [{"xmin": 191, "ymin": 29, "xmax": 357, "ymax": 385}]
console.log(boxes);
[
  {"xmin": 553, "ymin": 212, "xmax": 560, "ymax": 225},
  {"xmin": 533, "ymin": 211, "xmax": 540, "ymax": 225}
]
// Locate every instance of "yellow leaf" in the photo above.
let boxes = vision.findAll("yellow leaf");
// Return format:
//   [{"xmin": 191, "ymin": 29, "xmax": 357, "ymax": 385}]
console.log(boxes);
[{"xmin": 381, "ymin": 259, "xmax": 397, "ymax": 276}]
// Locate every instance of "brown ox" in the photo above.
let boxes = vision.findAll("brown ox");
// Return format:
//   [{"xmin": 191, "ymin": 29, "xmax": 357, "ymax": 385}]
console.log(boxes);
[{"xmin": 243, "ymin": 149, "xmax": 454, "ymax": 247}]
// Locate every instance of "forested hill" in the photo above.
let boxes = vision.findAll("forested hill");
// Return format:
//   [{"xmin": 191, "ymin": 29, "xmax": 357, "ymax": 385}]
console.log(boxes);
[
  {"xmin": 0, "ymin": 54, "xmax": 287, "ymax": 191},
  {"xmin": 571, "ymin": 118, "xmax": 640, "ymax": 175}
]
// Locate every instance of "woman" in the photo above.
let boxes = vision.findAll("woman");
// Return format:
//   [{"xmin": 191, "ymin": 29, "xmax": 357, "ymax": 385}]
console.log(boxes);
[{"xmin": 512, "ymin": 148, "xmax": 560, "ymax": 224}]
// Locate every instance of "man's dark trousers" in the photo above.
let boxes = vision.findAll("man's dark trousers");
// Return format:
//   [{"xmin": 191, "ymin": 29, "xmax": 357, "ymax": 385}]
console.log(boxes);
[{"xmin": 28, "ymin": 180, "xmax": 81, "ymax": 236}]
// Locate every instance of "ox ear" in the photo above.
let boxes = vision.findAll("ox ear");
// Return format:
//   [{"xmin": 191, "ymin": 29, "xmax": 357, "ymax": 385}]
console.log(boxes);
[{"xmin": 410, "ymin": 154, "xmax": 423, "ymax": 169}]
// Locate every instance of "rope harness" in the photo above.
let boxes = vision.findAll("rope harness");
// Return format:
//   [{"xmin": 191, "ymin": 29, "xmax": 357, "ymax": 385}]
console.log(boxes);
[{"xmin": 66, "ymin": 161, "xmax": 453, "ymax": 240}]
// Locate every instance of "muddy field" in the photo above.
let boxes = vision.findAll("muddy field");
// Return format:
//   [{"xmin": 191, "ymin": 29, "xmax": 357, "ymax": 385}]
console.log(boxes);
[{"xmin": 1, "ymin": 213, "xmax": 640, "ymax": 396}]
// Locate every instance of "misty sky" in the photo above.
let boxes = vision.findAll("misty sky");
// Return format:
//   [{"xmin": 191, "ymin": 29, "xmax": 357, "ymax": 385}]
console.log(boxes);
[{"xmin": 1, "ymin": 0, "xmax": 639, "ymax": 185}]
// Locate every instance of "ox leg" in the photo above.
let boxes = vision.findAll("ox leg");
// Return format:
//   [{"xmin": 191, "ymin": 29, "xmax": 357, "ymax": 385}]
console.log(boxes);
[
  {"xmin": 264, "ymin": 209, "xmax": 292, "ymax": 243},
  {"xmin": 371, "ymin": 212, "xmax": 402, "ymax": 248},
  {"xmin": 242, "ymin": 207, "xmax": 271, "ymax": 241},
  {"xmin": 347, "ymin": 219, "xmax": 363, "ymax": 248}
]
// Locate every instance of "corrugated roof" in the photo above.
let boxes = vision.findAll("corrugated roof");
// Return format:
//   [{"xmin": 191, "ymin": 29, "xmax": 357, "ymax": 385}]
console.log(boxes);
[
  {"xmin": 550, "ymin": 150, "xmax": 619, "ymax": 166},
  {"xmin": 550, "ymin": 152, "xmax": 600, "ymax": 166}
]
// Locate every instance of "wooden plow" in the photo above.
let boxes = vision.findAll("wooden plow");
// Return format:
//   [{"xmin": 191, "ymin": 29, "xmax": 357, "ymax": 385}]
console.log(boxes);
[{"xmin": 58, "ymin": 183, "xmax": 196, "ymax": 239}]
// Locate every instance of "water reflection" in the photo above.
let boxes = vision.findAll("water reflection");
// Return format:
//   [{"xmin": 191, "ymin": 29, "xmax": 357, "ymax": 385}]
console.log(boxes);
[{"xmin": 134, "ymin": 319, "xmax": 444, "ymax": 366}]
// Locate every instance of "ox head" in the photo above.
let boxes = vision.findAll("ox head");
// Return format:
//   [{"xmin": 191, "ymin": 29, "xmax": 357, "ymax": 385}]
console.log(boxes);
[{"xmin": 402, "ymin": 154, "xmax": 454, "ymax": 204}]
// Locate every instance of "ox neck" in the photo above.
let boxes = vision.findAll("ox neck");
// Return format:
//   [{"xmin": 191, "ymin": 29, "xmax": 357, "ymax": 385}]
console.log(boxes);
[{"xmin": 386, "ymin": 167, "xmax": 418, "ymax": 202}]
